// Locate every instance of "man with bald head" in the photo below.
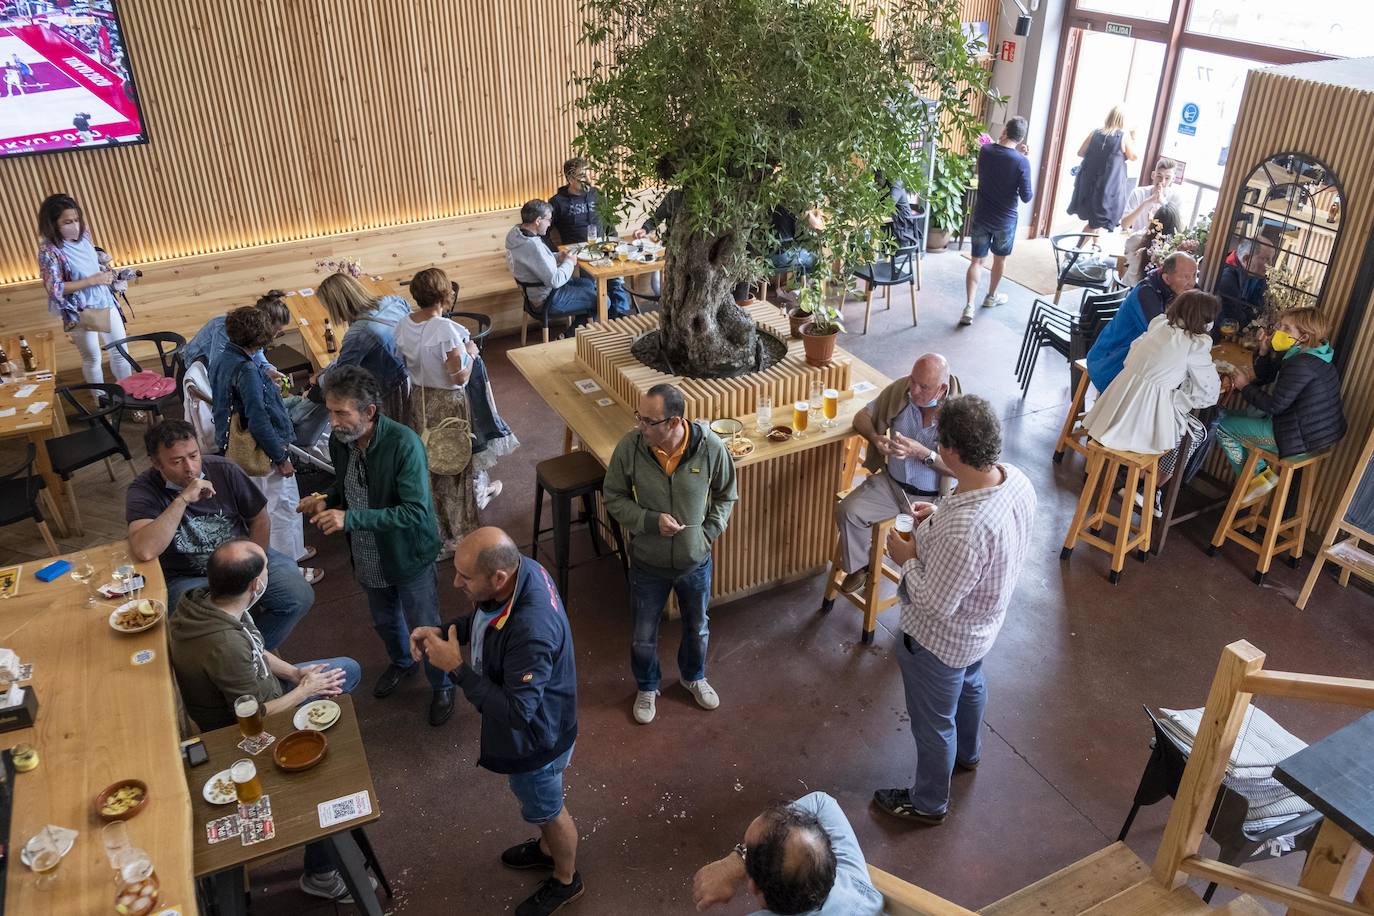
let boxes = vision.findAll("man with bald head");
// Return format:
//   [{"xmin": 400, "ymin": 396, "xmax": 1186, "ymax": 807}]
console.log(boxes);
[
  {"xmin": 411, "ymin": 527, "xmax": 582, "ymax": 916},
  {"xmin": 1087, "ymin": 250, "xmax": 1197, "ymax": 391},
  {"xmin": 835, "ymin": 353, "xmax": 955, "ymax": 597},
  {"xmin": 691, "ymin": 792, "xmax": 883, "ymax": 915}
]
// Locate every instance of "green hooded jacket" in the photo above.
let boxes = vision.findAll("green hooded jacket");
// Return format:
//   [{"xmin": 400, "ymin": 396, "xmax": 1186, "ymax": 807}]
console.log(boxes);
[{"xmin": 169, "ymin": 587, "xmax": 283, "ymax": 732}]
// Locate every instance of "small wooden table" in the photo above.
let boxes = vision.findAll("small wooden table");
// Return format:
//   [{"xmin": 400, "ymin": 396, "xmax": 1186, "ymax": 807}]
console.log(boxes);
[
  {"xmin": 187, "ymin": 695, "xmax": 387, "ymax": 916},
  {"xmin": 0, "ymin": 542, "xmax": 194, "ymax": 915},
  {"xmin": 283, "ymin": 276, "xmax": 402, "ymax": 372},
  {"xmin": 0, "ymin": 331, "xmax": 70, "ymax": 535},
  {"xmin": 559, "ymin": 242, "xmax": 665, "ymax": 324}
]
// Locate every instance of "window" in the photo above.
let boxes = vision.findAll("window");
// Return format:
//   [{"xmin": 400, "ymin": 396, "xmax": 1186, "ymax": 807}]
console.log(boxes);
[
  {"xmin": 1187, "ymin": 2, "xmax": 1373, "ymax": 59},
  {"xmin": 1075, "ymin": 0, "xmax": 1173, "ymax": 22}
]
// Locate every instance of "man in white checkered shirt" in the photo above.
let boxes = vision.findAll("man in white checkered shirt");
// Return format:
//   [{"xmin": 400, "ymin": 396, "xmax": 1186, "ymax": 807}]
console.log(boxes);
[{"xmin": 871, "ymin": 394, "xmax": 1036, "ymax": 826}]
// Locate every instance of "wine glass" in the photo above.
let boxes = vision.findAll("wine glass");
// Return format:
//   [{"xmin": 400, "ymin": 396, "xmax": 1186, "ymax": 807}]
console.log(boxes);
[
  {"xmin": 29, "ymin": 826, "xmax": 62, "ymax": 889},
  {"xmin": 111, "ymin": 552, "xmax": 137, "ymax": 600},
  {"xmin": 69, "ymin": 553, "xmax": 97, "ymax": 607}
]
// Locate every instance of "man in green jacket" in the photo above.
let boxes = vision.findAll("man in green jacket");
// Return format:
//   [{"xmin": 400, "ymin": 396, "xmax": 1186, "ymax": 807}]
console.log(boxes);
[
  {"xmin": 603, "ymin": 383, "xmax": 737, "ymax": 725},
  {"xmin": 300, "ymin": 365, "xmax": 453, "ymax": 726}
]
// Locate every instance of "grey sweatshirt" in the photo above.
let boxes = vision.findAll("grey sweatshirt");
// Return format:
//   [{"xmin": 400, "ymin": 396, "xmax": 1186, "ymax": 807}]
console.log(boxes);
[{"xmin": 505, "ymin": 225, "xmax": 573, "ymax": 305}]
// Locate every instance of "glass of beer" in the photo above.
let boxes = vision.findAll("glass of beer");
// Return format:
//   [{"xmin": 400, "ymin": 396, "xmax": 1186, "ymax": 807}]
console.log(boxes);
[
  {"xmin": 29, "ymin": 826, "xmax": 62, "ymax": 889},
  {"xmin": 231, "ymin": 759, "xmax": 262, "ymax": 805},
  {"xmin": 792, "ymin": 400, "xmax": 809, "ymax": 437},
  {"xmin": 894, "ymin": 514, "xmax": 915, "ymax": 541},
  {"xmin": 1220, "ymin": 319, "xmax": 1238, "ymax": 342},
  {"xmin": 235, "ymin": 695, "xmax": 263, "ymax": 739},
  {"xmin": 822, "ymin": 388, "xmax": 839, "ymax": 427}
]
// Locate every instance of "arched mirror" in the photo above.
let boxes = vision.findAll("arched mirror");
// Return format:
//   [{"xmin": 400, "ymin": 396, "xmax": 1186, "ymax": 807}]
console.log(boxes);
[{"xmin": 1215, "ymin": 152, "xmax": 1343, "ymax": 331}]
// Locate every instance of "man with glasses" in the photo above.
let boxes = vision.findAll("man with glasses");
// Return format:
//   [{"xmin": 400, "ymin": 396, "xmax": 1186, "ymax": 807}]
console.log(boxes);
[{"xmin": 603, "ymin": 383, "xmax": 738, "ymax": 725}]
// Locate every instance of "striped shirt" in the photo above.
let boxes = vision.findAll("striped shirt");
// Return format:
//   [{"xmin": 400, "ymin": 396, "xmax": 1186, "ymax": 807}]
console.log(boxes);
[{"xmin": 898, "ymin": 464, "xmax": 1036, "ymax": 667}]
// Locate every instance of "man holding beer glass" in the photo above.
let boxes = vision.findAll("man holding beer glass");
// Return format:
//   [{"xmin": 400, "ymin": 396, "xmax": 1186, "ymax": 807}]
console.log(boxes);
[
  {"xmin": 835, "ymin": 353, "xmax": 955, "ymax": 597},
  {"xmin": 168, "ymin": 539, "xmax": 365, "ymax": 900}
]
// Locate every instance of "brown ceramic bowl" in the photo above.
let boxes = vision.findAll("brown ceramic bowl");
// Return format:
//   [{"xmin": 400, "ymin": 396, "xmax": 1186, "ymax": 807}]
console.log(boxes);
[
  {"xmin": 95, "ymin": 779, "xmax": 149, "ymax": 821},
  {"xmin": 274, "ymin": 729, "xmax": 328, "ymax": 772},
  {"xmin": 767, "ymin": 425, "xmax": 793, "ymax": 443}
]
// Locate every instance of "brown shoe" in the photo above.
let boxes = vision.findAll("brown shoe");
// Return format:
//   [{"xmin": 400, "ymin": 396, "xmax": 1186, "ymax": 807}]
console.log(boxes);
[{"xmin": 840, "ymin": 567, "xmax": 869, "ymax": 595}]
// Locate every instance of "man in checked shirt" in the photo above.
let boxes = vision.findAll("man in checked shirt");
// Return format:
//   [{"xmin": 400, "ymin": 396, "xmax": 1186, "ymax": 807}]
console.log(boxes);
[{"xmin": 870, "ymin": 394, "xmax": 1036, "ymax": 825}]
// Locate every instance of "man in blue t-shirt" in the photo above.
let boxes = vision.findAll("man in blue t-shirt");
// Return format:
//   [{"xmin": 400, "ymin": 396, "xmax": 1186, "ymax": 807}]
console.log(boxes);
[{"xmin": 962, "ymin": 116, "xmax": 1034, "ymax": 326}]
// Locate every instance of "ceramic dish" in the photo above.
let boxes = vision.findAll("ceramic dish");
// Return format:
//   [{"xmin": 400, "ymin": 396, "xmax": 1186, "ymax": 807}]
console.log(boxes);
[
  {"xmin": 710, "ymin": 418, "xmax": 743, "ymax": 439},
  {"xmin": 767, "ymin": 425, "xmax": 793, "ymax": 443},
  {"xmin": 95, "ymin": 779, "xmax": 149, "ymax": 821},
  {"xmin": 109, "ymin": 598, "xmax": 164, "ymax": 634},
  {"xmin": 294, "ymin": 699, "xmax": 341, "ymax": 731},
  {"xmin": 202, "ymin": 769, "xmax": 236, "ymax": 805},
  {"xmin": 725, "ymin": 438, "xmax": 755, "ymax": 461},
  {"xmin": 274, "ymin": 729, "xmax": 328, "ymax": 772}
]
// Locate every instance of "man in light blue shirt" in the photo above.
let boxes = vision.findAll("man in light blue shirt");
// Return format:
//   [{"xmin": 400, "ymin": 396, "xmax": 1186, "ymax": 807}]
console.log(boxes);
[{"xmin": 691, "ymin": 792, "xmax": 883, "ymax": 916}]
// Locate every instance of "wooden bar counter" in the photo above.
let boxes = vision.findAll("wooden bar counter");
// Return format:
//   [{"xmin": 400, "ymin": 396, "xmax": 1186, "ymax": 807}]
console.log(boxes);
[
  {"xmin": 1, "ymin": 542, "xmax": 193, "ymax": 914},
  {"xmin": 509, "ymin": 303, "xmax": 892, "ymax": 603}
]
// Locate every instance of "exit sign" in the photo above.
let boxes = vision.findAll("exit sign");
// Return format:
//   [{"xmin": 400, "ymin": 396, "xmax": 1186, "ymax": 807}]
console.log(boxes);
[{"xmin": 1105, "ymin": 22, "xmax": 1133, "ymax": 37}]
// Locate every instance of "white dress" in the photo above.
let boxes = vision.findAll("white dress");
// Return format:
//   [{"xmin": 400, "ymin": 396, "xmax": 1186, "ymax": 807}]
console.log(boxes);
[{"xmin": 1084, "ymin": 314, "xmax": 1220, "ymax": 454}]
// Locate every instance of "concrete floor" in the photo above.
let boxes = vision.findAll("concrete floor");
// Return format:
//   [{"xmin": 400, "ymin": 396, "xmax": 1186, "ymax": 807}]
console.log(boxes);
[{"xmin": 248, "ymin": 249, "xmax": 1374, "ymax": 915}]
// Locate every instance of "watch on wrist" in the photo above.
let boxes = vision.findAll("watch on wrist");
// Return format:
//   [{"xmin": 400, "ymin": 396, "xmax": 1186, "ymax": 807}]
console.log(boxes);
[
  {"xmin": 922, "ymin": 451, "xmax": 936, "ymax": 468},
  {"xmin": 733, "ymin": 842, "xmax": 747, "ymax": 863}
]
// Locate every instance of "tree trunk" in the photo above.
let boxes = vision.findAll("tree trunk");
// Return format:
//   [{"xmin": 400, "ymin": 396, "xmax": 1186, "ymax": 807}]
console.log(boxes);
[{"xmin": 657, "ymin": 214, "xmax": 761, "ymax": 378}]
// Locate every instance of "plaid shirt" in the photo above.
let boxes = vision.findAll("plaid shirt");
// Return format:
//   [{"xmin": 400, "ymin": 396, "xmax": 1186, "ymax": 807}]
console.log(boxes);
[
  {"xmin": 343, "ymin": 442, "xmax": 387, "ymax": 588},
  {"xmin": 898, "ymin": 464, "xmax": 1036, "ymax": 667}
]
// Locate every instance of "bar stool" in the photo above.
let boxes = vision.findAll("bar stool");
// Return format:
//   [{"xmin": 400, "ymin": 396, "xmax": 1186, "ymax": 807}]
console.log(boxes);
[
  {"xmin": 1061, "ymin": 440, "xmax": 1164, "ymax": 584},
  {"xmin": 1053, "ymin": 358, "xmax": 1092, "ymax": 464},
  {"xmin": 530, "ymin": 450, "xmax": 628, "ymax": 599},
  {"xmin": 819, "ymin": 487, "xmax": 901, "ymax": 645},
  {"xmin": 1207, "ymin": 441, "xmax": 1332, "ymax": 585}
]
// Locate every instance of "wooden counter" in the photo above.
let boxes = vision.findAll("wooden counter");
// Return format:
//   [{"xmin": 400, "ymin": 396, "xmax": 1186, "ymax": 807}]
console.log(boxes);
[
  {"xmin": 0, "ymin": 331, "xmax": 69, "ymax": 535},
  {"xmin": 0, "ymin": 542, "xmax": 193, "ymax": 915}
]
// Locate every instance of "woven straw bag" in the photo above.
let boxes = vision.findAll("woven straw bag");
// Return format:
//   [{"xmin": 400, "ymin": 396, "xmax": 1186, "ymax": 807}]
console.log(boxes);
[{"xmin": 417, "ymin": 383, "xmax": 472, "ymax": 476}]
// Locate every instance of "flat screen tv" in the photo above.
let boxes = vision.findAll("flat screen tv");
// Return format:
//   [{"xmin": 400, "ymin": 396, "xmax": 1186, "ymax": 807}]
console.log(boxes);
[{"xmin": 0, "ymin": 0, "xmax": 148, "ymax": 159}]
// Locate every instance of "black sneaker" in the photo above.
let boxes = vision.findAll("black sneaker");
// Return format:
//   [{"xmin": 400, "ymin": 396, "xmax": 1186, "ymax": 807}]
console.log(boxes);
[
  {"xmin": 872, "ymin": 787, "xmax": 946, "ymax": 825},
  {"xmin": 515, "ymin": 873, "xmax": 584, "ymax": 916},
  {"xmin": 502, "ymin": 838, "xmax": 556, "ymax": 870}
]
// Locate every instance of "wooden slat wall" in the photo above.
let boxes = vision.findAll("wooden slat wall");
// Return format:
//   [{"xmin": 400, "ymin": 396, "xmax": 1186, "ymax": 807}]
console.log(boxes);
[{"xmin": 1201, "ymin": 60, "xmax": 1374, "ymax": 536}]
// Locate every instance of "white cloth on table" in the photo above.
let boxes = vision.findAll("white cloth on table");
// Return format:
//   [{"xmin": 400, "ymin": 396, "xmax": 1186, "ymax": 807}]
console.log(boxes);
[{"xmin": 393, "ymin": 314, "xmax": 471, "ymax": 390}]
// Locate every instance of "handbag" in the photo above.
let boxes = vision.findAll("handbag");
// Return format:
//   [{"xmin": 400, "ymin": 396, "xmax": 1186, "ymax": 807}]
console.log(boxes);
[
  {"xmin": 75, "ymin": 307, "xmax": 112, "ymax": 332},
  {"xmin": 225, "ymin": 364, "xmax": 273, "ymax": 476},
  {"xmin": 416, "ymin": 383, "xmax": 472, "ymax": 476}
]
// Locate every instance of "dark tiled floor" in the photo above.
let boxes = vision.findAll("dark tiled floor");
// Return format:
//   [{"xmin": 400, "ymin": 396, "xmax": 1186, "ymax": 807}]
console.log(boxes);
[{"xmin": 236, "ymin": 251, "xmax": 1374, "ymax": 914}]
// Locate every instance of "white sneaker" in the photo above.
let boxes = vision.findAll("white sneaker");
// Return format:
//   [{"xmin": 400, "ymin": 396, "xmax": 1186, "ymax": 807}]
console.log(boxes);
[
  {"xmin": 959, "ymin": 304, "xmax": 975, "ymax": 326},
  {"xmin": 982, "ymin": 293, "xmax": 1008, "ymax": 308},
  {"xmin": 633, "ymin": 690, "xmax": 658, "ymax": 724},
  {"xmin": 681, "ymin": 678, "xmax": 720, "ymax": 710},
  {"xmin": 1241, "ymin": 469, "xmax": 1277, "ymax": 506},
  {"xmin": 478, "ymin": 479, "xmax": 503, "ymax": 511}
]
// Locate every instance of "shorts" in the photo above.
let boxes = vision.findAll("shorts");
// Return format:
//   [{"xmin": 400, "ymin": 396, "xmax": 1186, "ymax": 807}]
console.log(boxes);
[
  {"xmin": 970, "ymin": 222, "xmax": 1015, "ymax": 258},
  {"xmin": 508, "ymin": 744, "xmax": 574, "ymax": 824}
]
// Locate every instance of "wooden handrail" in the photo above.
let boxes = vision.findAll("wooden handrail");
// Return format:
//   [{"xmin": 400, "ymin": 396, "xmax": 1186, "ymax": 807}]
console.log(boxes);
[
  {"xmin": 1241, "ymin": 670, "xmax": 1374, "ymax": 708},
  {"xmin": 1179, "ymin": 857, "xmax": 1374, "ymax": 916},
  {"xmin": 868, "ymin": 866, "xmax": 979, "ymax": 916}
]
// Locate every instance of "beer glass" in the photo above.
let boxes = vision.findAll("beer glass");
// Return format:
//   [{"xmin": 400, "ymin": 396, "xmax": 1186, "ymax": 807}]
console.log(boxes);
[
  {"xmin": 792, "ymin": 400, "xmax": 809, "ymax": 437},
  {"xmin": 822, "ymin": 388, "xmax": 839, "ymax": 427},
  {"xmin": 29, "ymin": 826, "xmax": 62, "ymax": 889},
  {"xmin": 235, "ymin": 695, "xmax": 264, "ymax": 739},
  {"xmin": 231, "ymin": 759, "xmax": 262, "ymax": 805},
  {"xmin": 894, "ymin": 514, "xmax": 915, "ymax": 541},
  {"xmin": 1220, "ymin": 320, "xmax": 1238, "ymax": 342}
]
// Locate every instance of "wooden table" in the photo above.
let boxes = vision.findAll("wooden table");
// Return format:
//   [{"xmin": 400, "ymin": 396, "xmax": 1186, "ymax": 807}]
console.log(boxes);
[
  {"xmin": 0, "ymin": 331, "xmax": 70, "ymax": 535},
  {"xmin": 559, "ymin": 242, "xmax": 665, "ymax": 324},
  {"xmin": 508, "ymin": 332, "xmax": 892, "ymax": 603},
  {"xmin": 187, "ymin": 695, "xmax": 385, "ymax": 915},
  {"xmin": 0, "ymin": 541, "xmax": 193, "ymax": 915},
  {"xmin": 283, "ymin": 276, "xmax": 402, "ymax": 372}
]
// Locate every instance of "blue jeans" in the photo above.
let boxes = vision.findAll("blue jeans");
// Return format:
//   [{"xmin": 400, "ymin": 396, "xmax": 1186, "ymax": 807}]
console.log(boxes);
[
  {"xmin": 362, "ymin": 568, "xmax": 446, "ymax": 691},
  {"xmin": 547, "ymin": 275, "xmax": 630, "ymax": 320},
  {"xmin": 629, "ymin": 557, "xmax": 711, "ymax": 691},
  {"xmin": 895, "ymin": 633, "xmax": 986, "ymax": 815},
  {"xmin": 278, "ymin": 656, "xmax": 363, "ymax": 698},
  {"xmin": 166, "ymin": 547, "xmax": 313, "ymax": 651},
  {"xmin": 508, "ymin": 743, "xmax": 575, "ymax": 824}
]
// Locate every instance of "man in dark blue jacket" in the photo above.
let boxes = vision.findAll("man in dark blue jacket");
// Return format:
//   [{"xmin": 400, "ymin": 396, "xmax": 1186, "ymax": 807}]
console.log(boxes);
[
  {"xmin": 411, "ymin": 527, "xmax": 582, "ymax": 916},
  {"xmin": 1086, "ymin": 251, "xmax": 1197, "ymax": 391}
]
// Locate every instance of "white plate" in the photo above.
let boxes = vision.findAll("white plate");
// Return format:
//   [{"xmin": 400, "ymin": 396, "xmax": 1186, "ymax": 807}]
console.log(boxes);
[
  {"xmin": 202, "ymin": 769, "xmax": 236, "ymax": 805},
  {"xmin": 294, "ymin": 699, "xmax": 341, "ymax": 731},
  {"xmin": 108, "ymin": 599, "xmax": 165, "ymax": 634},
  {"xmin": 576, "ymin": 250, "xmax": 595, "ymax": 262}
]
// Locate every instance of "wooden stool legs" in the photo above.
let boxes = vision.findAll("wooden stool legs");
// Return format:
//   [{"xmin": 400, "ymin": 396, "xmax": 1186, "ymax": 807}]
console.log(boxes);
[
  {"xmin": 821, "ymin": 517, "xmax": 898, "ymax": 644},
  {"xmin": 1062, "ymin": 445, "xmax": 1160, "ymax": 584},
  {"xmin": 1209, "ymin": 447, "xmax": 1328, "ymax": 585},
  {"xmin": 1054, "ymin": 366, "xmax": 1092, "ymax": 463}
]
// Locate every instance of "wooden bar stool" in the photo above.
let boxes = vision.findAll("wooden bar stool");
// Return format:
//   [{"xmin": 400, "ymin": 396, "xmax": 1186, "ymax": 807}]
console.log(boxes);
[
  {"xmin": 1053, "ymin": 358, "xmax": 1092, "ymax": 464},
  {"xmin": 1207, "ymin": 441, "xmax": 1332, "ymax": 585},
  {"xmin": 1061, "ymin": 440, "xmax": 1163, "ymax": 584},
  {"xmin": 819, "ymin": 501, "xmax": 901, "ymax": 644},
  {"xmin": 530, "ymin": 450, "xmax": 628, "ymax": 599}
]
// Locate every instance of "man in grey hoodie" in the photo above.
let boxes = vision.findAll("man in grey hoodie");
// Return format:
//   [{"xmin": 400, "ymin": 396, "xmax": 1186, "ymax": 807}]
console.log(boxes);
[{"xmin": 505, "ymin": 199, "xmax": 626, "ymax": 333}]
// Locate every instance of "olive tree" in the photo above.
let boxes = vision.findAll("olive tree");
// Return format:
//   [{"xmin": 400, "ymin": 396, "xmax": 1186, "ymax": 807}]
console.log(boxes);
[{"xmin": 573, "ymin": 0, "xmax": 993, "ymax": 377}]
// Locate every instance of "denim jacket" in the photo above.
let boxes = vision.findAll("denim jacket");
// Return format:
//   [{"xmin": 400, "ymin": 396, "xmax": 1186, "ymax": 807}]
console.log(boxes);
[
  {"xmin": 212, "ymin": 343, "xmax": 293, "ymax": 465},
  {"xmin": 321, "ymin": 295, "xmax": 411, "ymax": 393}
]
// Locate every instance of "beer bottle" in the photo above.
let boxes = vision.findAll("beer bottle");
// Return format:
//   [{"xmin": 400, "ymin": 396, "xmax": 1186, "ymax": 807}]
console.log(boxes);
[
  {"xmin": 0, "ymin": 342, "xmax": 9, "ymax": 379},
  {"xmin": 18, "ymin": 336, "xmax": 37, "ymax": 373},
  {"xmin": 323, "ymin": 320, "xmax": 337, "ymax": 354}
]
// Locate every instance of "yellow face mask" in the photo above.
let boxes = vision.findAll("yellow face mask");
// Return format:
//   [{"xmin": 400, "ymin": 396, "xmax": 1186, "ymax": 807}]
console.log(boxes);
[{"xmin": 1271, "ymin": 330, "xmax": 1297, "ymax": 352}]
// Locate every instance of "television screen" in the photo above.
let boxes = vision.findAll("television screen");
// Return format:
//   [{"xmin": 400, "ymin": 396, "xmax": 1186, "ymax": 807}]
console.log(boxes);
[{"xmin": 0, "ymin": 0, "xmax": 147, "ymax": 159}]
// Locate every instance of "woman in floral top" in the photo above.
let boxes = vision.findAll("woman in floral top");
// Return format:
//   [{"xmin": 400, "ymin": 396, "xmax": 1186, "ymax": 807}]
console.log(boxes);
[{"xmin": 36, "ymin": 193, "xmax": 132, "ymax": 383}]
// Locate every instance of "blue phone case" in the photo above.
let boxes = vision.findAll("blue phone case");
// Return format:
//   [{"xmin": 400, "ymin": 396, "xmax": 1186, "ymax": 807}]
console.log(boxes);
[{"xmin": 35, "ymin": 560, "xmax": 72, "ymax": 582}]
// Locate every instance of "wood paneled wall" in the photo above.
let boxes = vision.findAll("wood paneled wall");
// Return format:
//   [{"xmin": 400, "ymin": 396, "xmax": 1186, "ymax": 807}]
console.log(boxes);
[{"xmin": 1202, "ymin": 59, "xmax": 1374, "ymax": 536}]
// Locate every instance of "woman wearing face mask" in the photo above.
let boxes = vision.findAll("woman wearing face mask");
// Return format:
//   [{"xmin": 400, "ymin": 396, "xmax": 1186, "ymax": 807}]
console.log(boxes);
[
  {"xmin": 1219, "ymin": 306, "xmax": 1346, "ymax": 503},
  {"xmin": 36, "ymin": 192, "xmax": 132, "ymax": 383},
  {"xmin": 1083, "ymin": 291, "xmax": 1221, "ymax": 516}
]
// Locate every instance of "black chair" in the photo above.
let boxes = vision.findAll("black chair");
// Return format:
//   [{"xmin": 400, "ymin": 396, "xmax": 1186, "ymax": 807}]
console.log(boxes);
[
  {"xmin": 440, "ymin": 281, "xmax": 493, "ymax": 353},
  {"xmin": 103, "ymin": 331, "xmax": 186, "ymax": 422},
  {"xmin": 530, "ymin": 450, "xmax": 628, "ymax": 600},
  {"xmin": 1118, "ymin": 706, "xmax": 1323, "ymax": 903},
  {"xmin": 1015, "ymin": 288, "xmax": 1125, "ymax": 395},
  {"xmin": 1050, "ymin": 233, "xmax": 1115, "ymax": 304},
  {"xmin": 0, "ymin": 442, "xmax": 60, "ymax": 556},
  {"xmin": 843, "ymin": 244, "xmax": 919, "ymax": 334},
  {"xmin": 45, "ymin": 384, "xmax": 137, "ymax": 534},
  {"xmin": 516, "ymin": 280, "xmax": 594, "ymax": 346}
]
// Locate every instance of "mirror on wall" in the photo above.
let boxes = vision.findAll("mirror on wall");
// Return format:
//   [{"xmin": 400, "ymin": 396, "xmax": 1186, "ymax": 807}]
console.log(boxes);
[{"xmin": 1215, "ymin": 152, "xmax": 1342, "ymax": 326}]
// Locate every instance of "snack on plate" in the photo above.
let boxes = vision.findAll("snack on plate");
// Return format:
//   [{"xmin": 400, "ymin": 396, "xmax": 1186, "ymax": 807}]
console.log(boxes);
[
  {"xmin": 725, "ymin": 438, "xmax": 754, "ymax": 459},
  {"xmin": 1214, "ymin": 359, "xmax": 1236, "ymax": 375},
  {"xmin": 101, "ymin": 784, "xmax": 145, "ymax": 817},
  {"xmin": 136, "ymin": 599, "xmax": 156, "ymax": 619},
  {"xmin": 767, "ymin": 426, "xmax": 792, "ymax": 442},
  {"xmin": 307, "ymin": 704, "xmax": 336, "ymax": 724},
  {"xmin": 212, "ymin": 775, "xmax": 234, "ymax": 799},
  {"xmin": 114, "ymin": 607, "xmax": 144, "ymax": 630}
]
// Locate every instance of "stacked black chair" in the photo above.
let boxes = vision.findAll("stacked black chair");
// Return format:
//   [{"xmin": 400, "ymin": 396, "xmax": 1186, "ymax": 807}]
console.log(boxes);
[
  {"xmin": 0, "ymin": 442, "xmax": 61, "ymax": 555},
  {"xmin": 1015, "ymin": 287, "xmax": 1127, "ymax": 394}
]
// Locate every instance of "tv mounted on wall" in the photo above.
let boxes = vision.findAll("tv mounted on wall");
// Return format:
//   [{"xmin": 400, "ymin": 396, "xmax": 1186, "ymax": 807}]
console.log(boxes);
[{"xmin": 0, "ymin": 0, "xmax": 148, "ymax": 159}]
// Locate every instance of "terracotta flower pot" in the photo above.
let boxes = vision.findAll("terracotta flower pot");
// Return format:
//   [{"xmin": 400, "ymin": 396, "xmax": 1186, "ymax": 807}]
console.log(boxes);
[
  {"xmin": 788, "ymin": 308, "xmax": 810, "ymax": 339},
  {"xmin": 801, "ymin": 325, "xmax": 838, "ymax": 367},
  {"xmin": 926, "ymin": 228, "xmax": 950, "ymax": 252}
]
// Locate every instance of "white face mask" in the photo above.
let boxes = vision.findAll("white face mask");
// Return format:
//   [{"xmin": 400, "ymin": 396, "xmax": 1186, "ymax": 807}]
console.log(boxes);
[
  {"xmin": 60, "ymin": 223, "xmax": 81, "ymax": 242},
  {"xmin": 247, "ymin": 576, "xmax": 267, "ymax": 609}
]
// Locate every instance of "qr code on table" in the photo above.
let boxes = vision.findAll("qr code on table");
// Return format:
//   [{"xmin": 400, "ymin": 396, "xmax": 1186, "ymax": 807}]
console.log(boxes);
[{"xmin": 318, "ymin": 790, "xmax": 373, "ymax": 828}]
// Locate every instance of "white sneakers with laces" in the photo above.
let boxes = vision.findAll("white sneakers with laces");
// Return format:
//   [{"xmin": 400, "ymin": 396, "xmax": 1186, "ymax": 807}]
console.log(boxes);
[
  {"xmin": 959, "ymin": 304, "xmax": 975, "ymax": 326},
  {"xmin": 633, "ymin": 690, "xmax": 658, "ymax": 724},
  {"xmin": 681, "ymin": 678, "xmax": 720, "ymax": 710},
  {"xmin": 633, "ymin": 680, "xmax": 721, "ymax": 723},
  {"xmin": 982, "ymin": 293, "xmax": 1008, "ymax": 308}
]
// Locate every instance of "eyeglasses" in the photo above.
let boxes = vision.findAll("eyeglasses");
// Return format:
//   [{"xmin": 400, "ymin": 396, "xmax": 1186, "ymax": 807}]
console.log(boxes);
[{"xmin": 634, "ymin": 412, "xmax": 673, "ymax": 427}]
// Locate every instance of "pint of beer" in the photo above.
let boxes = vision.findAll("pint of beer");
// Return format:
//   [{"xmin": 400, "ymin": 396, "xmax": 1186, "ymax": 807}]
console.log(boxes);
[
  {"xmin": 232, "ymin": 758, "xmax": 262, "ymax": 805},
  {"xmin": 822, "ymin": 388, "xmax": 838, "ymax": 426},
  {"xmin": 793, "ymin": 400, "xmax": 809, "ymax": 436},
  {"xmin": 235, "ymin": 695, "xmax": 264, "ymax": 738},
  {"xmin": 894, "ymin": 514, "xmax": 915, "ymax": 541}
]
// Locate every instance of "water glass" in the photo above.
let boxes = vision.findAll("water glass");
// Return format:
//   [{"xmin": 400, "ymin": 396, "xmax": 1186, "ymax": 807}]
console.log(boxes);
[
  {"xmin": 808, "ymin": 379, "xmax": 824, "ymax": 426},
  {"xmin": 70, "ymin": 553, "xmax": 97, "ymax": 606},
  {"xmin": 101, "ymin": 822, "xmax": 130, "ymax": 868},
  {"xmin": 756, "ymin": 394, "xmax": 773, "ymax": 436}
]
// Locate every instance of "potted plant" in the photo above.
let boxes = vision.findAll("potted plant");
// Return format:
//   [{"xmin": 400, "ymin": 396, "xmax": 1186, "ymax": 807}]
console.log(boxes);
[
  {"xmin": 925, "ymin": 149, "xmax": 973, "ymax": 252},
  {"xmin": 798, "ymin": 284, "xmax": 845, "ymax": 367}
]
